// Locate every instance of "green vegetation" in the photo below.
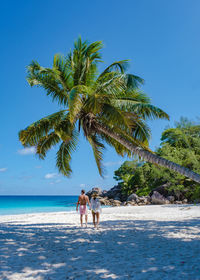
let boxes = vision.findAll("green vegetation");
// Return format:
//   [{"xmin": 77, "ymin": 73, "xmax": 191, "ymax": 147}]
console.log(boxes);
[
  {"xmin": 18, "ymin": 37, "xmax": 168, "ymax": 176},
  {"xmin": 19, "ymin": 37, "xmax": 200, "ymax": 183},
  {"xmin": 114, "ymin": 118, "xmax": 200, "ymax": 201}
]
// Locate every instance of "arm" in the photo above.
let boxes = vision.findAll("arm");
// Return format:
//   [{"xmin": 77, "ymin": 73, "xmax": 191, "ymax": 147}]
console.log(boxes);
[
  {"xmin": 90, "ymin": 198, "xmax": 94, "ymax": 210},
  {"xmin": 97, "ymin": 199, "xmax": 101, "ymax": 210},
  {"xmin": 76, "ymin": 196, "xmax": 80, "ymax": 212},
  {"xmin": 86, "ymin": 196, "xmax": 91, "ymax": 209}
]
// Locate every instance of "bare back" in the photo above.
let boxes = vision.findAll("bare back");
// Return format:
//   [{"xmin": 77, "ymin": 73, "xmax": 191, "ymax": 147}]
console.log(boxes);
[{"xmin": 78, "ymin": 194, "xmax": 89, "ymax": 205}]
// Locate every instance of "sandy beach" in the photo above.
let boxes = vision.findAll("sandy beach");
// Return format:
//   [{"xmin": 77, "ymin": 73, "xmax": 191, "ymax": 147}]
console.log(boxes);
[{"xmin": 0, "ymin": 204, "xmax": 200, "ymax": 280}]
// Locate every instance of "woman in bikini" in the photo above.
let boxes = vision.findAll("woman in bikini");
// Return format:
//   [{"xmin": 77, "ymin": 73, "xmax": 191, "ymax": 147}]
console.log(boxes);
[{"xmin": 76, "ymin": 189, "xmax": 90, "ymax": 227}]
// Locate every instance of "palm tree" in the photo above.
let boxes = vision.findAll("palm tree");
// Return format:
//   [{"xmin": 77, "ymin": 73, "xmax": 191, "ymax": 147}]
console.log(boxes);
[{"xmin": 19, "ymin": 38, "xmax": 200, "ymax": 183}]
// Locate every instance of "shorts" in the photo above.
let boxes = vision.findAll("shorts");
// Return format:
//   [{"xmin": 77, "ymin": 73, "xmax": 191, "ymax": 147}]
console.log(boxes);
[
  {"xmin": 91, "ymin": 209, "xmax": 101, "ymax": 214},
  {"xmin": 79, "ymin": 205, "xmax": 88, "ymax": 215}
]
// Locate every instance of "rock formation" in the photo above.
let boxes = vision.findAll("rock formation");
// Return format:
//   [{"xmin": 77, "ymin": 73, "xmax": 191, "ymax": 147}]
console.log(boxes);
[{"xmin": 86, "ymin": 183, "xmax": 190, "ymax": 207}]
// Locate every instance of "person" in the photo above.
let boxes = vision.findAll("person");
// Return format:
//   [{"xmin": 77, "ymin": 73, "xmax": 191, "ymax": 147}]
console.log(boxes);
[
  {"xmin": 90, "ymin": 193, "xmax": 101, "ymax": 229},
  {"xmin": 76, "ymin": 189, "xmax": 90, "ymax": 227}
]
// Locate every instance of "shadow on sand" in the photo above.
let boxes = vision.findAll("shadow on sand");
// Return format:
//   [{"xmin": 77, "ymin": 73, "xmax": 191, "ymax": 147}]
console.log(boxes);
[{"xmin": 0, "ymin": 217, "xmax": 200, "ymax": 279}]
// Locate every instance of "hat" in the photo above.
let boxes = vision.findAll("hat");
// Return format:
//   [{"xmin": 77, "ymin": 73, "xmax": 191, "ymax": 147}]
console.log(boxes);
[{"xmin": 92, "ymin": 192, "xmax": 98, "ymax": 198}]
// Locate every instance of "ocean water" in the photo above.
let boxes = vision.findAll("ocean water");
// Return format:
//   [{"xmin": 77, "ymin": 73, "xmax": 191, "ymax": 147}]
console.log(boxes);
[{"xmin": 0, "ymin": 196, "xmax": 79, "ymax": 215}]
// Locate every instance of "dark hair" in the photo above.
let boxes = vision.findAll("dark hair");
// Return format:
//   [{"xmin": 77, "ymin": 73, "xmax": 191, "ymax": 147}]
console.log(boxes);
[{"xmin": 81, "ymin": 189, "xmax": 85, "ymax": 194}]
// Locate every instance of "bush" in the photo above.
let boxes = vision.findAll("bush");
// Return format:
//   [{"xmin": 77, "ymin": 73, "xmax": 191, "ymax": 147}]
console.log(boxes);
[{"xmin": 114, "ymin": 118, "xmax": 200, "ymax": 201}]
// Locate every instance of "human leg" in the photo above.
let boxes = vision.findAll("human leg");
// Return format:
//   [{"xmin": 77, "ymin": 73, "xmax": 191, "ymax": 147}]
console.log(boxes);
[
  {"xmin": 80, "ymin": 214, "xmax": 83, "ymax": 227},
  {"xmin": 85, "ymin": 214, "xmax": 88, "ymax": 227},
  {"xmin": 80, "ymin": 205, "xmax": 87, "ymax": 227},
  {"xmin": 92, "ymin": 211, "xmax": 96, "ymax": 228},
  {"xmin": 96, "ymin": 212, "xmax": 100, "ymax": 229}
]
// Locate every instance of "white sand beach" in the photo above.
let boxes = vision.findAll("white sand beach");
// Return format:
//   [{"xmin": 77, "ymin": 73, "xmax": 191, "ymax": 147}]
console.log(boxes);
[{"xmin": 0, "ymin": 204, "xmax": 200, "ymax": 280}]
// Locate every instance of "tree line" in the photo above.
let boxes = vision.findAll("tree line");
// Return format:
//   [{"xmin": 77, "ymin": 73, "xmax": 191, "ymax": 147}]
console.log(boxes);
[{"xmin": 114, "ymin": 118, "xmax": 200, "ymax": 201}]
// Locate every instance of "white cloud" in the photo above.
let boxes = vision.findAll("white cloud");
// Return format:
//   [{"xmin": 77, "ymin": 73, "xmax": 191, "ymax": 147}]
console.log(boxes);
[
  {"xmin": 80, "ymin": 183, "xmax": 86, "ymax": 188},
  {"xmin": 0, "ymin": 168, "xmax": 7, "ymax": 172},
  {"xmin": 55, "ymin": 179, "xmax": 61, "ymax": 183},
  {"xmin": 50, "ymin": 179, "xmax": 61, "ymax": 185},
  {"xmin": 45, "ymin": 173, "xmax": 58, "ymax": 179},
  {"xmin": 104, "ymin": 161, "xmax": 123, "ymax": 167},
  {"xmin": 17, "ymin": 147, "xmax": 36, "ymax": 155}
]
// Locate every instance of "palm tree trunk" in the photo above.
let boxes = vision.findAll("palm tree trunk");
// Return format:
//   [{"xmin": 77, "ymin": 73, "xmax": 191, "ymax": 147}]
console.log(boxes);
[{"xmin": 95, "ymin": 122, "xmax": 200, "ymax": 184}]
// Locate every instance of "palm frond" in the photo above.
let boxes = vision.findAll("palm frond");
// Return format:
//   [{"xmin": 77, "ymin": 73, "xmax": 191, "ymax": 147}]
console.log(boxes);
[
  {"xmin": 53, "ymin": 53, "xmax": 73, "ymax": 90},
  {"xmin": 54, "ymin": 117, "xmax": 74, "ymax": 141},
  {"xmin": 88, "ymin": 135, "xmax": 105, "ymax": 176},
  {"xmin": 128, "ymin": 103, "xmax": 169, "ymax": 120},
  {"xmin": 102, "ymin": 111, "xmax": 150, "ymax": 144},
  {"xmin": 19, "ymin": 110, "xmax": 67, "ymax": 146},
  {"xmin": 96, "ymin": 72, "xmax": 125, "ymax": 97},
  {"xmin": 112, "ymin": 88, "xmax": 150, "ymax": 102},
  {"xmin": 99, "ymin": 133, "xmax": 132, "ymax": 157},
  {"xmin": 36, "ymin": 132, "xmax": 60, "ymax": 159},
  {"xmin": 85, "ymin": 41, "xmax": 103, "ymax": 62},
  {"xmin": 83, "ymin": 94, "xmax": 103, "ymax": 115},
  {"xmin": 68, "ymin": 86, "xmax": 86, "ymax": 123},
  {"xmin": 99, "ymin": 103, "xmax": 131, "ymax": 130},
  {"xmin": 111, "ymin": 95, "xmax": 150, "ymax": 110},
  {"xmin": 130, "ymin": 119, "xmax": 151, "ymax": 143},
  {"xmin": 98, "ymin": 122, "xmax": 150, "ymax": 157},
  {"xmin": 98, "ymin": 60, "xmax": 129, "ymax": 78},
  {"xmin": 67, "ymin": 37, "xmax": 102, "ymax": 86},
  {"xmin": 27, "ymin": 61, "xmax": 69, "ymax": 105},
  {"xmin": 125, "ymin": 73, "xmax": 144, "ymax": 89},
  {"xmin": 56, "ymin": 129, "xmax": 79, "ymax": 177}
]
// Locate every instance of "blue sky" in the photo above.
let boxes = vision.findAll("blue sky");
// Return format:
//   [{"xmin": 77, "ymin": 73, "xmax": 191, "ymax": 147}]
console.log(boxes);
[{"xmin": 0, "ymin": 0, "xmax": 200, "ymax": 195}]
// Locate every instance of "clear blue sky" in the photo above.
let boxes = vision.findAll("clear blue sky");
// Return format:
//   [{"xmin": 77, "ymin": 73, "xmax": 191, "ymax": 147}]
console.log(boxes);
[{"xmin": 1, "ymin": 0, "xmax": 200, "ymax": 195}]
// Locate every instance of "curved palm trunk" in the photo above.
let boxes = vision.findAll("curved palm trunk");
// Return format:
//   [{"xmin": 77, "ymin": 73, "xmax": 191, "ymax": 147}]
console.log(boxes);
[{"xmin": 95, "ymin": 122, "xmax": 200, "ymax": 184}]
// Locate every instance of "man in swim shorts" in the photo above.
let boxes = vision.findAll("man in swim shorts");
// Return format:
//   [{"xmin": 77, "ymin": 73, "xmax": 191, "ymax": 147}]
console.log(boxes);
[{"xmin": 76, "ymin": 189, "xmax": 90, "ymax": 227}]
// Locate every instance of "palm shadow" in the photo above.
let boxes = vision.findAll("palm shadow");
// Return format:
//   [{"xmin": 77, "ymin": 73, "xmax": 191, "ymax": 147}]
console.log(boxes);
[{"xmin": 0, "ymin": 218, "xmax": 200, "ymax": 279}]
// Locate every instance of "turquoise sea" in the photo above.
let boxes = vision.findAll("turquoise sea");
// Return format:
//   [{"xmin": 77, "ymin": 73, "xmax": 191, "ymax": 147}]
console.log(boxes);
[{"xmin": 0, "ymin": 196, "xmax": 79, "ymax": 215}]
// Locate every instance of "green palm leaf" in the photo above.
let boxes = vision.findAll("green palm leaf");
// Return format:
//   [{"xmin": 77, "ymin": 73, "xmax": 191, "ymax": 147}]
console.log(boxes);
[
  {"xmin": 36, "ymin": 132, "xmax": 60, "ymax": 159},
  {"xmin": 129, "ymin": 103, "xmax": 169, "ymax": 120},
  {"xmin": 125, "ymin": 74, "xmax": 144, "ymax": 89},
  {"xmin": 85, "ymin": 40, "xmax": 103, "ymax": 60},
  {"xmin": 98, "ymin": 60, "xmax": 129, "ymax": 77},
  {"xmin": 68, "ymin": 87, "xmax": 85, "ymax": 123},
  {"xmin": 99, "ymin": 133, "xmax": 132, "ymax": 157},
  {"xmin": 99, "ymin": 103, "xmax": 131, "ymax": 129},
  {"xmin": 27, "ymin": 61, "xmax": 69, "ymax": 105},
  {"xmin": 96, "ymin": 72, "xmax": 125, "ymax": 97},
  {"xmin": 67, "ymin": 37, "xmax": 102, "ymax": 86},
  {"xmin": 111, "ymin": 89, "xmax": 150, "ymax": 103},
  {"xmin": 56, "ymin": 129, "xmax": 79, "ymax": 177},
  {"xmin": 19, "ymin": 110, "xmax": 67, "ymax": 146},
  {"xmin": 87, "ymin": 135, "xmax": 105, "ymax": 176},
  {"xmin": 53, "ymin": 54, "xmax": 73, "ymax": 91},
  {"xmin": 130, "ymin": 119, "xmax": 151, "ymax": 142},
  {"xmin": 52, "ymin": 112, "xmax": 77, "ymax": 142}
]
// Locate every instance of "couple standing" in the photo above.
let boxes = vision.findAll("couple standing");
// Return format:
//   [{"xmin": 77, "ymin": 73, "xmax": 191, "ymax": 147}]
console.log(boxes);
[{"xmin": 76, "ymin": 189, "xmax": 101, "ymax": 229}]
